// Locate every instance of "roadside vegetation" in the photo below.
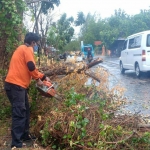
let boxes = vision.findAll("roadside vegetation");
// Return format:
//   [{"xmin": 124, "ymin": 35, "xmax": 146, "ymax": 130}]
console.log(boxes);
[
  {"xmin": 0, "ymin": 59, "xmax": 150, "ymax": 149},
  {"xmin": 1, "ymin": 0, "xmax": 150, "ymax": 149}
]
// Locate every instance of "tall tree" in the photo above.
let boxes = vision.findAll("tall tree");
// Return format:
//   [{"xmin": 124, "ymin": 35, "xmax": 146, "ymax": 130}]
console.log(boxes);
[
  {"xmin": 79, "ymin": 8, "xmax": 150, "ymax": 50},
  {"xmin": 75, "ymin": 12, "xmax": 86, "ymax": 26},
  {"xmin": 46, "ymin": 26, "xmax": 64, "ymax": 50},
  {"xmin": 63, "ymin": 40, "xmax": 80, "ymax": 52},
  {"xmin": 24, "ymin": 0, "xmax": 60, "ymax": 47},
  {"xmin": 57, "ymin": 13, "xmax": 74, "ymax": 42},
  {"xmin": 80, "ymin": 13, "xmax": 103, "ymax": 46},
  {"xmin": 26, "ymin": 0, "xmax": 60, "ymax": 32},
  {"xmin": 47, "ymin": 13, "xmax": 75, "ymax": 51}
]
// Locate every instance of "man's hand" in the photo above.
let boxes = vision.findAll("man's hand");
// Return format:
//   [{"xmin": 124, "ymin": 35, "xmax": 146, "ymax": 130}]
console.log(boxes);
[
  {"xmin": 36, "ymin": 79, "xmax": 43, "ymax": 86},
  {"xmin": 45, "ymin": 76, "xmax": 51, "ymax": 82}
]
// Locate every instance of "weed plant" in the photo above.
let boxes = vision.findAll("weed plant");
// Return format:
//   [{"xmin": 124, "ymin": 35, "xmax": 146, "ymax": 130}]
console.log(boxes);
[{"xmin": 27, "ymin": 63, "xmax": 150, "ymax": 150}]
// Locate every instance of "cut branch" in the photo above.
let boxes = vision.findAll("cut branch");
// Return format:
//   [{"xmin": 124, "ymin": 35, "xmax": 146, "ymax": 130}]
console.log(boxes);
[
  {"xmin": 85, "ymin": 71, "xmax": 100, "ymax": 82},
  {"xmin": 138, "ymin": 124, "xmax": 150, "ymax": 128},
  {"xmin": 43, "ymin": 58, "xmax": 103, "ymax": 76},
  {"xmin": 77, "ymin": 57, "xmax": 103, "ymax": 73}
]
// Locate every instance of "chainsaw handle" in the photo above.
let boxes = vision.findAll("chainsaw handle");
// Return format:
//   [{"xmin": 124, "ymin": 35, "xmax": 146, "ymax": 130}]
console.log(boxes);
[{"xmin": 46, "ymin": 83, "xmax": 55, "ymax": 92}]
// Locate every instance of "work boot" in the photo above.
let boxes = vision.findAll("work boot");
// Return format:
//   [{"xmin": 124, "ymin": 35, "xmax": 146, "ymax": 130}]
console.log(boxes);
[
  {"xmin": 22, "ymin": 133, "xmax": 36, "ymax": 142},
  {"xmin": 11, "ymin": 143, "xmax": 26, "ymax": 149}
]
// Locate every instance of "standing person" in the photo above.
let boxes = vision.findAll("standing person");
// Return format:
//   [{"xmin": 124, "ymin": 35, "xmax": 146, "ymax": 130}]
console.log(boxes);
[
  {"xmin": 4, "ymin": 32, "xmax": 50, "ymax": 149},
  {"xmin": 63, "ymin": 52, "xmax": 67, "ymax": 61},
  {"xmin": 87, "ymin": 48, "xmax": 93, "ymax": 63}
]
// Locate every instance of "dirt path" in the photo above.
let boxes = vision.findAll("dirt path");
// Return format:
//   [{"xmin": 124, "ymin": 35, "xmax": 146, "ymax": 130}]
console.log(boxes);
[{"xmin": 0, "ymin": 135, "xmax": 34, "ymax": 150}]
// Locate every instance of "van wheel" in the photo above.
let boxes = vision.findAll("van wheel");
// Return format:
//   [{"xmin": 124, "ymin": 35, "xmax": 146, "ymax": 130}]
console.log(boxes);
[
  {"xmin": 135, "ymin": 63, "xmax": 141, "ymax": 77},
  {"xmin": 120, "ymin": 62, "xmax": 125, "ymax": 74}
]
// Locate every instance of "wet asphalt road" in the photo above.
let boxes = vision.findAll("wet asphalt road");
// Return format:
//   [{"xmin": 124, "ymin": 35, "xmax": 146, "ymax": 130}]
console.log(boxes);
[{"xmin": 97, "ymin": 56, "xmax": 150, "ymax": 117}]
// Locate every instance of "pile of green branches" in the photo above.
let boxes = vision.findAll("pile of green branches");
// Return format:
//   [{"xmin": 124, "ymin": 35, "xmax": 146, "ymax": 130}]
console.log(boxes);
[{"xmin": 27, "ymin": 65, "xmax": 150, "ymax": 150}]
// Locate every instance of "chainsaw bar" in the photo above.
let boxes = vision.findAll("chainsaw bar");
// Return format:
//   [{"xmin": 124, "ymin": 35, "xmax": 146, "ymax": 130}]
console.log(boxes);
[{"xmin": 53, "ymin": 94, "xmax": 62, "ymax": 101}]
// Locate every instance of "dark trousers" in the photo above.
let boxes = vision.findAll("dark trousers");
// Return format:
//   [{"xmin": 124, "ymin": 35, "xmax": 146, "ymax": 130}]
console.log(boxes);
[{"xmin": 4, "ymin": 82, "xmax": 30, "ymax": 148}]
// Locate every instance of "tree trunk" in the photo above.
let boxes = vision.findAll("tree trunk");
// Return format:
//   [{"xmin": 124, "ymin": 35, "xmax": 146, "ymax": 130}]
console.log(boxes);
[
  {"xmin": 43, "ymin": 58, "xmax": 103, "ymax": 76},
  {"xmin": 0, "ymin": 35, "xmax": 9, "ymax": 69}
]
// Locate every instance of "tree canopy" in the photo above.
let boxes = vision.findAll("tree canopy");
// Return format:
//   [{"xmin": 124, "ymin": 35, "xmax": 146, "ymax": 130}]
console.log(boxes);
[
  {"xmin": 1, "ymin": 0, "xmax": 150, "ymax": 55},
  {"xmin": 46, "ymin": 13, "xmax": 75, "ymax": 50},
  {"xmin": 79, "ymin": 8, "xmax": 150, "ymax": 50}
]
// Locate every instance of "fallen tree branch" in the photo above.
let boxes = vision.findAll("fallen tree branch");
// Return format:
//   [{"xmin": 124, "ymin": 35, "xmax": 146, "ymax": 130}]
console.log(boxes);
[
  {"xmin": 44, "ymin": 57, "xmax": 103, "ymax": 76},
  {"xmin": 77, "ymin": 57, "xmax": 103, "ymax": 73},
  {"xmin": 85, "ymin": 71, "xmax": 100, "ymax": 82},
  {"xmin": 138, "ymin": 124, "xmax": 150, "ymax": 128}
]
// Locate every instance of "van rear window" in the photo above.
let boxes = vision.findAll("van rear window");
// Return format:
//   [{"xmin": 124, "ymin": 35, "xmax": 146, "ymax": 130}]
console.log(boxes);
[{"xmin": 147, "ymin": 34, "xmax": 150, "ymax": 47}]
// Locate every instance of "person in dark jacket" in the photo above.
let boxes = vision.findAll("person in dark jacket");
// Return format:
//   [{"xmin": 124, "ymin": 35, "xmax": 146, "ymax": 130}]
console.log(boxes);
[
  {"xmin": 87, "ymin": 49, "xmax": 93, "ymax": 63},
  {"xmin": 63, "ymin": 52, "xmax": 67, "ymax": 61}
]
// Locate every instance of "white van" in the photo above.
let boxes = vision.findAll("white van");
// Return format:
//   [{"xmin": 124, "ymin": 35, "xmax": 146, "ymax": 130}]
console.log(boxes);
[{"xmin": 120, "ymin": 30, "xmax": 150, "ymax": 77}]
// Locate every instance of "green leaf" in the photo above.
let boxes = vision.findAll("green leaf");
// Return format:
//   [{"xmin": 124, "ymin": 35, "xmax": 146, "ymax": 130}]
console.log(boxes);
[
  {"xmin": 87, "ymin": 142, "xmax": 93, "ymax": 147},
  {"xmin": 52, "ymin": 145, "xmax": 56, "ymax": 149},
  {"xmin": 77, "ymin": 125, "xmax": 81, "ymax": 129},
  {"xmin": 84, "ymin": 118, "xmax": 89, "ymax": 123},
  {"xmin": 63, "ymin": 135, "xmax": 67, "ymax": 139}
]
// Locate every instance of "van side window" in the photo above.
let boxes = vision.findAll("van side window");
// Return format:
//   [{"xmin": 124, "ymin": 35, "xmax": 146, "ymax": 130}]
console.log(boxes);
[
  {"xmin": 147, "ymin": 34, "xmax": 150, "ymax": 47},
  {"xmin": 122, "ymin": 40, "xmax": 127, "ymax": 50},
  {"xmin": 129, "ymin": 38, "xmax": 134, "ymax": 48},
  {"xmin": 128, "ymin": 36, "xmax": 141, "ymax": 49}
]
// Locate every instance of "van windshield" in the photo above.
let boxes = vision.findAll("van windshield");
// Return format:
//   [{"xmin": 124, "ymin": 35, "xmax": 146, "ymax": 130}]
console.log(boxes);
[
  {"xmin": 147, "ymin": 34, "xmax": 150, "ymax": 47},
  {"xmin": 84, "ymin": 47, "xmax": 92, "ymax": 52}
]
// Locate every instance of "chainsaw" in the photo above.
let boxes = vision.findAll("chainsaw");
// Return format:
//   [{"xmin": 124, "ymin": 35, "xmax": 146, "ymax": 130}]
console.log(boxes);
[{"xmin": 36, "ymin": 81, "xmax": 62, "ymax": 100}]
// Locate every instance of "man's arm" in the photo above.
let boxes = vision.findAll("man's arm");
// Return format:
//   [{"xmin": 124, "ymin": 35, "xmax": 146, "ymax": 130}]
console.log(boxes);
[{"xmin": 24, "ymin": 47, "xmax": 50, "ymax": 81}]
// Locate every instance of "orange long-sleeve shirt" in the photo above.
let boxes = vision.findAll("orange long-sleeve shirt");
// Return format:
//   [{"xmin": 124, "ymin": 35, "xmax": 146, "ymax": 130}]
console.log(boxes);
[{"xmin": 5, "ymin": 45, "xmax": 45, "ymax": 88}]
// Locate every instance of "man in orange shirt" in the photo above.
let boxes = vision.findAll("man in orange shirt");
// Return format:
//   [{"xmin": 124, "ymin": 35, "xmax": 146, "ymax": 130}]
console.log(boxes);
[{"xmin": 4, "ymin": 32, "xmax": 50, "ymax": 149}]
